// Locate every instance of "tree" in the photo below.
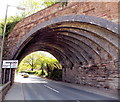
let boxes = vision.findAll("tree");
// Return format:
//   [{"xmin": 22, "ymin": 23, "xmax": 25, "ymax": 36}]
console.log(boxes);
[
  {"xmin": 41, "ymin": 0, "xmax": 56, "ymax": 7},
  {"xmin": 18, "ymin": 51, "xmax": 62, "ymax": 80},
  {"xmin": 18, "ymin": 51, "xmax": 61, "ymax": 72},
  {"xmin": 0, "ymin": 0, "xmax": 68, "ymax": 36},
  {"xmin": 21, "ymin": 53, "xmax": 41, "ymax": 71},
  {"xmin": 19, "ymin": 0, "xmax": 68, "ymax": 17},
  {"xmin": 0, "ymin": 15, "xmax": 23, "ymax": 36},
  {"xmin": 19, "ymin": 0, "xmax": 42, "ymax": 16},
  {"xmin": 19, "ymin": 0, "xmax": 57, "ymax": 17}
]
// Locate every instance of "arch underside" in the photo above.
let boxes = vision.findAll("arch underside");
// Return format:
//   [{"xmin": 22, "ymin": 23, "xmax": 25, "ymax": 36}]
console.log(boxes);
[{"xmin": 14, "ymin": 18, "xmax": 119, "ymax": 70}]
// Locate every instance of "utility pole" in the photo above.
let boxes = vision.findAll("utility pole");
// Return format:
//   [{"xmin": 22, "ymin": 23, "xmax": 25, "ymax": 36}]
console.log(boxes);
[{"xmin": 0, "ymin": 5, "xmax": 25, "ymax": 84}]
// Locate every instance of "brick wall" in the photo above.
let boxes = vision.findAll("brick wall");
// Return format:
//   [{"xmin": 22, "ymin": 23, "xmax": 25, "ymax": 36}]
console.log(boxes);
[
  {"xmin": 6, "ymin": 2, "xmax": 119, "ymax": 59},
  {"xmin": 0, "ymin": 36, "xmax": 2, "ymax": 51},
  {"xmin": 63, "ymin": 60, "xmax": 119, "ymax": 89},
  {"xmin": 3, "ymin": 1, "xmax": 119, "ymax": 90}
]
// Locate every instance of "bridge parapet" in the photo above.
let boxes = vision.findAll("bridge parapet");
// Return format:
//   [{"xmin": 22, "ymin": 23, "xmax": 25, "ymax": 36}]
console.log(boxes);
[{"xmin": 5, "ymin": 1, "xmax": 119, "ymax": 59}]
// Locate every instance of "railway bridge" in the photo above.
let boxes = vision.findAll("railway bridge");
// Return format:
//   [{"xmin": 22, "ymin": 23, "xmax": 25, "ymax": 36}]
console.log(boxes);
[{"xmin": 1, "ymin": 1, "xmax": 119, "ymax": 90}]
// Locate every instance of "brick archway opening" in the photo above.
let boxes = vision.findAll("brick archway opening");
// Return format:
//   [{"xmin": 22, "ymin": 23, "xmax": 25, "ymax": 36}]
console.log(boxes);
[
  {"xmin": 17, "ymin": 51, "xmax": 62, "ymax": 81},
  {"xmin": 10, "ymin": 15, "xmax": 118, "ymax": 89}
]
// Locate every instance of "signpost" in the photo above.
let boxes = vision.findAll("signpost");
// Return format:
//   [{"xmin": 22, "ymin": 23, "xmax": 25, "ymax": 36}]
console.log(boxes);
[
  {"xmin": 2, "ymin": 60, "xmax": 18, "ymax": 83},
  {"xmin": 2, "ymin": 60, "xmax": 18, "ymax": 68}
]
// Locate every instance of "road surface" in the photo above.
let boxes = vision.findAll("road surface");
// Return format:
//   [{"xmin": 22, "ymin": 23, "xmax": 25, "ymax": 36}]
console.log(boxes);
[{"xmin": 5, "ymin": 75, "xmax": 117, "ymax": 101}]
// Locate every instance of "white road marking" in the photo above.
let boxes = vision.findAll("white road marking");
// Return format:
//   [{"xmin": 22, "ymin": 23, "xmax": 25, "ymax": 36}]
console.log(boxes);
[{"xmin": 44, "ymin": 85, "xmax": 60, "ymax": 93}]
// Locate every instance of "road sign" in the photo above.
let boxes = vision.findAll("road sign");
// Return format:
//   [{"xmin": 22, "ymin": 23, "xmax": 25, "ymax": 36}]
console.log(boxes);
[{"xmin": 2, "ymin": 60, "xmax": 18, "ymax": 68}]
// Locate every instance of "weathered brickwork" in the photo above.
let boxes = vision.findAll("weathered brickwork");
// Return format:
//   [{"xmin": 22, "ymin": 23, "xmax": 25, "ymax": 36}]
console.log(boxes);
[
  {"xmin": 63, "ymin": 61, "xmax": 119, "ymax": 89},
  {"xmin": 6, "ymin": 2, "xmax": 119, "ymax": 59},
  {"xmin": 0, "ymin": 36, "xmax": 2, "ymax": 47},
  {"xmin": 3, "ymin": 1, "xmax": 119, "ymax": 90},
  {"xmin": 0, "ymin": 36, "xmax": 2, "ymax": 59}
]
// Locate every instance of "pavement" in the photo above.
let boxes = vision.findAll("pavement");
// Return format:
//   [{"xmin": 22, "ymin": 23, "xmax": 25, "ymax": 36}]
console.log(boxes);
[{"xmin": 4, "ymin": 75, "xmax": 119, "ymax": 101}]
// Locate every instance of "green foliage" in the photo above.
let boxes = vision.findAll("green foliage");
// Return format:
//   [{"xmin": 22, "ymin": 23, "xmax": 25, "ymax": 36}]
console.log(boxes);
[
  {"xmin": 18, "ymin": 51, "xmax": 61, "ymax": 71},
  {"xmin": 19, "ymin": 0, "xmax": 42, "ymax": 16},
  {"xmin": 19, "ymin": 0, "xmax": 68, "ymax": 17},
  {"xmin": 19, "ymin": 0, "xmax": 57, "ymax": 17},
  {"xmin": 18, "ymin": 51, "xmax": 62, "ymax": 80},
  {"xmin": 21, "ymin": 52, "xmax": 42, "ymax": 71},
  {"xmin": 61, "ymin": 2, "xmax": 68, "ymax": 7},
  {"xmin": 0, "ymin": 20, "xmax": 3, "ymax": 35},
  {"xmin": 24, "ymin": 70, "xmax": 38, "ymax": 74},
  {"xmin": 41, "ymin": 0, "xmax": 56, "ymax": 7},
  {"xmin": 0, "ymin": 0, "xmax": 68, "ymax": 36},
  {"xmin": 37, "ymin": 70, "xmax": 42, "ymax": 76},
  {"xmin": 47, "ymin": 68, "xmax": 62, "ymax": 80},
  {"xmin": 41, "ymin": 0, "xmax": 68, "ymax": 8},
  {"xmin": 0, "ymin": 15, "xmax": 23, "ymax": 36},
  {"xmin": 37, "ymin": 70, "xmax": 46, "ymax": 76}
]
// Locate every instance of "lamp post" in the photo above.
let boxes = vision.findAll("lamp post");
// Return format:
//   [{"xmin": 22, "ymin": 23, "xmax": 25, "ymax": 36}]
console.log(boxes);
[{"xmin": 0, "ymin": 4, "xmax": 25, "ymax": 84}]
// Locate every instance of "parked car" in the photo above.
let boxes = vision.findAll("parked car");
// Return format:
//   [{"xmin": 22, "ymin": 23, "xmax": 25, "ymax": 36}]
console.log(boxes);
[
  {"xmin": 21, "ymin": 73, "xmax": 29, "ymax": 78},
  {"xmin": 23, "ymin": 74, "xmax": 29, "ymax": 78}
]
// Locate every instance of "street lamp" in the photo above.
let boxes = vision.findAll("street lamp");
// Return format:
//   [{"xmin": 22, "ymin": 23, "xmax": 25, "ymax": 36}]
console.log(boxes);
[{"xmin": 0, "ymin": 4, "xmax": 25, "ymax": 84}]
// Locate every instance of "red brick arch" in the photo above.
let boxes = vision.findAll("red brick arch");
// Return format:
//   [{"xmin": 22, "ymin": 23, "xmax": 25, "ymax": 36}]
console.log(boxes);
[{"xmin": 3, "ymin": 2, "xmax": 119, "ymax": 89}]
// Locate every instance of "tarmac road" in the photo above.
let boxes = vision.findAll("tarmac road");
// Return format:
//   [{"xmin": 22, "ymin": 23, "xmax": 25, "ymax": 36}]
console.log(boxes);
[{"xmin": 4, "ymin": 75, "xmax": 118, "ymax": 101}]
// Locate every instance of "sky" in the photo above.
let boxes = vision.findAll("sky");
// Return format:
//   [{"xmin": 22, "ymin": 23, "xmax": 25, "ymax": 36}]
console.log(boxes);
[
  {"xmin": 0, "ymin": 0, "xmax": 25, "ymax": 19},
  {"xmin": 0, "ymin": 0, "xmax": 118, "ymax": 19},
  {"xmin": 0, "ymin": 0, "xmax": 56, "ymax": 58},
  {"xmin": 38, "ymin": 51, "xmax": 56, "ymax": 59},
  {"xmin": 0, "ymin": 0, "xmax": 52, "ymax": 20}
]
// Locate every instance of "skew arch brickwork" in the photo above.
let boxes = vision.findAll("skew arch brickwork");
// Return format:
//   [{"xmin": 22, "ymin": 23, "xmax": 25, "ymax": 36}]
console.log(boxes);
[{"xmin": 3, "ymin": 1, "xmax": 119, "ymax": 90}]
